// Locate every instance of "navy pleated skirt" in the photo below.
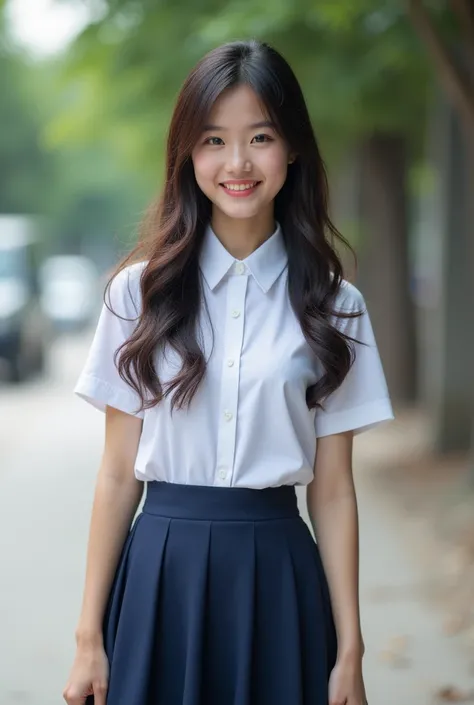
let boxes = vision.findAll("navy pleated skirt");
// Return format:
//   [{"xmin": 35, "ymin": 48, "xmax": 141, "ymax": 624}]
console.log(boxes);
[{"xmin": 97, "ymin": 481, "xmax": 337, "ymax": 705}]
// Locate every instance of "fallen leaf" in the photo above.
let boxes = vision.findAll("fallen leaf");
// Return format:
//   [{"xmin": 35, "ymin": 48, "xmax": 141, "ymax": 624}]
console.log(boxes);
[
  {"xmin": 378, "ymin": 635, "xmax": 412, "ymax": 669},
  {"xmin": 434, "ymin": 685, "xmax": 474, "ymax": 702},
  {"xmin": 378, "ymin": 649, "xmax": 411, "ymax": 668},
  {"xmin": 442, "ymin": 615, "xmax": 467, "ymax": 636}
]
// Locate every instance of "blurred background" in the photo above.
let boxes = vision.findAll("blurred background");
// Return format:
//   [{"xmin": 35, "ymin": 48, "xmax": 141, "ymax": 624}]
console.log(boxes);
[{"xmin": 0, "ymin": 0, "xmax": 473, "ymax": 703}]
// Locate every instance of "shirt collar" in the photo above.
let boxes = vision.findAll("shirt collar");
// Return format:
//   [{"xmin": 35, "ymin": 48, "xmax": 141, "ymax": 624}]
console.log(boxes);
[{"xmin": 199, "ymin": 221, "xmax": 288, "ymax": 294}]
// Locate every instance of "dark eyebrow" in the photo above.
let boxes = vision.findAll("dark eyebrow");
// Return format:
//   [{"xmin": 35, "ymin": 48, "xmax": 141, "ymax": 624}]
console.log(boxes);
[{"xmin": 202, "ymin": 120, "xmax": 276, "ymax": 131}]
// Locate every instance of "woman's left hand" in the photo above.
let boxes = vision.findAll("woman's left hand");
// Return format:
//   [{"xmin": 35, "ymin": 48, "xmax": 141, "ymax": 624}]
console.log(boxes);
[{"xmin": 328, "ymin": 654, "xmax": 368, "ymax": 705}]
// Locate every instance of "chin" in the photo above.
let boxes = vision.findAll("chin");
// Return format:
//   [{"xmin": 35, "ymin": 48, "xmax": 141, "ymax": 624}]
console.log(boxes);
[
  {"xmin": 214, "ymin": 199, "xmax": 268, "ymax": 220},
  {"xmin": 222, "ymin": 208, "xmax": 262, "ymax": 221}
]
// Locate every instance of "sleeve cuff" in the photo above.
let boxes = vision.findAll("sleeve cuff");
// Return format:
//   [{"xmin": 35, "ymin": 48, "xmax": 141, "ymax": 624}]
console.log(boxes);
[
  {"xmin": 74, "ymin": 373, "xmax": 145, "ymax": 418},
  {"xmin": 314, "ymin": 397, "xmax": 394, "ymax": 438}
]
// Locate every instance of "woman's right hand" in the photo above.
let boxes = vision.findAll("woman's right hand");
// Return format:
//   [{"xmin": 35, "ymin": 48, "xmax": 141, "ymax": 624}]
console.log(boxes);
[{"xmin": 62, "ymin": 642, "xmax": 109, "ymax": 705}]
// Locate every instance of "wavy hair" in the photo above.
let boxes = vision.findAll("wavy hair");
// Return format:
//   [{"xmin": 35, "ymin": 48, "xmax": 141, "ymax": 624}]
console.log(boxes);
[{"xmin": 106, "ymin": 39, "xmax": 360, "ymax": 413}]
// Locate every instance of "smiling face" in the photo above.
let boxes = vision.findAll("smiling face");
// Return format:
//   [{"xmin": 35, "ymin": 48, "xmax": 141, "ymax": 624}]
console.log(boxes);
[{"xmin": 191, "ymin": 83, "xmax": 293, "ymax": 230}]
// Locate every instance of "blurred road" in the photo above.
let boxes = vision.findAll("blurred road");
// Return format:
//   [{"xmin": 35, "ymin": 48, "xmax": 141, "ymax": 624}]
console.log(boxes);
[{"xmin": 0, "ymin": 334, "xmax": 473, "ymax": 704}]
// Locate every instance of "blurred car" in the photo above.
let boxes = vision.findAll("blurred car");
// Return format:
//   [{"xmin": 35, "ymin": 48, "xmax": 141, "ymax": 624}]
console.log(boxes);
[
  {"xmin": 0, "ymin": 215, "xmax": 49, "ymax": 382},
  {"xmin": 39, "ymin": 255, "xmax": 100, "ymax": 333}
]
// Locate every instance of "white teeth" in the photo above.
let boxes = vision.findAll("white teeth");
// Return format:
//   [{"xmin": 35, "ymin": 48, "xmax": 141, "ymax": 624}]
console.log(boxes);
[{"xmin": 223, "ymin": 182, "xmax": 257, "ymax": 191}]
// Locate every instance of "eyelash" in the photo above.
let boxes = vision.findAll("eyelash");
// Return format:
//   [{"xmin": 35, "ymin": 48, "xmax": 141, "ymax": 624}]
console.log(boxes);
[{"xmin": 204, "ymin": 134, "xmax": 273, "ymax": 146}]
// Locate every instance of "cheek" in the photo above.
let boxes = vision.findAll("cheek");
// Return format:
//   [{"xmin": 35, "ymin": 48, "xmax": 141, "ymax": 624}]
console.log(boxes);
[
  {"xmin": 192, "ymin": 150, "xmax": 217, "ymax": 186},
  {"xmin": 261, "ymin": 148, "xmax": 289, "ymax": 185}
]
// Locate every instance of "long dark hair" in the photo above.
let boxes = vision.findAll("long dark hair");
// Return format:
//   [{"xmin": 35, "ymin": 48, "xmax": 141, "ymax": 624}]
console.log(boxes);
[{"xmin": 107, "ymin": 39, "xmax": 360, "ymax": 413}]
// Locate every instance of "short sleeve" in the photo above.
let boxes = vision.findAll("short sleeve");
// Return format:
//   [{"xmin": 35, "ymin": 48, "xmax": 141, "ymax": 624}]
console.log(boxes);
[
  {"xmin": 74, "ymin": 262, "xmax": 146, "ymax": 417},
  {"xmin": 314, "ymin": 282, "xmax": 394, "ymax": 437}
]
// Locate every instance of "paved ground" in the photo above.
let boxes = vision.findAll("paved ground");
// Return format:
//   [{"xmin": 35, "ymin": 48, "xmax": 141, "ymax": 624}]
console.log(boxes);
[{"xmin": 0, "ymin": 333, "xmax": 473, "ymax": 704}]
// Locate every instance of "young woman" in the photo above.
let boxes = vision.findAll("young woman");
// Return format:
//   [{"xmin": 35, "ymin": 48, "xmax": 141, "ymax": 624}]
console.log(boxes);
[{"xmin": 63, "ymin": 39, "xmax": 393, "ymax": 705}]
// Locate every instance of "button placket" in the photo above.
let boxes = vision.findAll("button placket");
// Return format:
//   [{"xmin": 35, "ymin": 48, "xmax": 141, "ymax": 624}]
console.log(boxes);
[{"xmin": 215, "ymin": 274, "xmax": 248, "ymax": 486}]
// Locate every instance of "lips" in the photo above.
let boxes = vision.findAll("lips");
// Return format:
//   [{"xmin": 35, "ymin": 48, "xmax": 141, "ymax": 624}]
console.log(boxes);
[{"xmin": 219, "ymin": 181, "xmax": 262, "ymax": 197}]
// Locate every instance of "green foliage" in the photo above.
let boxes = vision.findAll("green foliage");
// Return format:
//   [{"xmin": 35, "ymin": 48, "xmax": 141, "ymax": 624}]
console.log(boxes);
[
  {"xmin": 0, "ymin": 49, "xmax": 53, "ymax": 214},
  {"xmin": 2, "ymin": 0, "xmax": 452, "ymax": 255},
  {"xmin": 55, "ymin": 0, "xmax": 435, "ymax": 169},
  {"xmin": 0, "ymin": 26, "xmax": 149, "ymax": 253}
]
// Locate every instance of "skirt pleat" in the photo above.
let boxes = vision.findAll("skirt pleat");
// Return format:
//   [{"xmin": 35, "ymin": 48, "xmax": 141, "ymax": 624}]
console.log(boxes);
[
  {"xmin": 154, "ymin": 518, "xmax": 211, "ymax": 705},
  {"xmin": 252, "ymin": 519, "xmax": 303, "ymax": 705},
  {"xmin": 203, "ymin": 521, "xmax": 256, "ymax": 705},
  {"xmin": 94, "ymin": 481, "xmax": 337, "ymax": 705},
  {"xmin": 105, "ymin": 514, "xmax": 170, "ymax": 704}
]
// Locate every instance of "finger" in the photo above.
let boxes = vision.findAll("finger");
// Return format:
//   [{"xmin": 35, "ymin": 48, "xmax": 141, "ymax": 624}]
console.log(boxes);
[
  {"xmin": 93, "ymin": 680, "xmax": 108, "ymax": 705},
  {"xmin": 62, "ymin": 685, "xmax": 80, "ymax": 705},
  {"xmin": 62, "ymin": 687, "xmax": 85, "ymax": 705}
]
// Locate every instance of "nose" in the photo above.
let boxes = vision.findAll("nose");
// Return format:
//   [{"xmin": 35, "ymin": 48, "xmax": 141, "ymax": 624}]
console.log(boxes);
[{"xmin": 225, "ymin": 143, "xmax": 252, "ymax": 173}]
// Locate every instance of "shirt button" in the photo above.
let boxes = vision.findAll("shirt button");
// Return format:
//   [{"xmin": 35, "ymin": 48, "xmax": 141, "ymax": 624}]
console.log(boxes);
[
  {"xmin": 227, "ymin": 358, "xmax": 234, "ymax": 367},
  {"xmin": 235, "ymin": 262, "xmax": 245, "ymax": 274},
  {"xmin": 224, "ymin": 410, "xmax": 233, "ymax": 421},
  {"xmin": 218, "ymin": 469, "xmax": 227, "ymax": 480},
  {"xmin": 231, "ymin": 309, "xmax": 241, "ymax": 318}
]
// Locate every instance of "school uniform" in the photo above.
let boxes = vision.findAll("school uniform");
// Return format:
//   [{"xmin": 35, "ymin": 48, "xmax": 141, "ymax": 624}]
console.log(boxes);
[{"xmin": 75, "ymin": 221, "xmax": 393, "ymax": 705}]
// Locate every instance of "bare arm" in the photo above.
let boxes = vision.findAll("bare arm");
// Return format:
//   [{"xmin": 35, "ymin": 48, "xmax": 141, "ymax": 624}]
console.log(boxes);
[
  {"xmin": 306, "ymin": 431, "xmax": 364, "ymax": 662},
  {"xmin": 75, "ymin": 405, "xmax": 144, "ymax": 648}
]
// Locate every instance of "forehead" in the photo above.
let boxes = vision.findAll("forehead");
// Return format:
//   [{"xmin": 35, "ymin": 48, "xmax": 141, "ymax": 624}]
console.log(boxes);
[{"xmin": 207, "ymin": 84, "xmax": 270, "ymax": 125}]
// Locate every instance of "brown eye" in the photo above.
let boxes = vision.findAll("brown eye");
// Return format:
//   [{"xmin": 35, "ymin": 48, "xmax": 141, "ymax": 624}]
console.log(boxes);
[
  {"xmin": 205, "ymin": 137, "xmax": 223, "ymax": 146},
  {"xmin": 251, "ymin": 134, "xmax": 272, "ymax": 143}
]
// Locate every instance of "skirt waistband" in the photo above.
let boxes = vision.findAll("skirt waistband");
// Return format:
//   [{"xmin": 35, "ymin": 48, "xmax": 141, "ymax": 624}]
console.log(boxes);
[{"xmin": 143, "ymin": 481, "xmax": 299, "ymax": 521}]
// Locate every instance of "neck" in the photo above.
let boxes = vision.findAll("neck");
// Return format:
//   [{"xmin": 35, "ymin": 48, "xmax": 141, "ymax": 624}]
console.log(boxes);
[{"xmin": 210, "ymin": 208, "xmax": 276, "ymax": 260}]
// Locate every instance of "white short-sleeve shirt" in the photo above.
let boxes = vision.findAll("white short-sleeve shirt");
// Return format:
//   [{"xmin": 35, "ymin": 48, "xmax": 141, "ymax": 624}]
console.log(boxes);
[{"xmin": 74, "ymin": 222, "xmax": 393, "ymax": 488}]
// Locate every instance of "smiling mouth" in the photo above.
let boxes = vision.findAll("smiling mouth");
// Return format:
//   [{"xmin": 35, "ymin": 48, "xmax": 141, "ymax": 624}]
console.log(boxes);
[{"xmin": 219, "ymin": 181, "xmax": 262, "ymax": 195}]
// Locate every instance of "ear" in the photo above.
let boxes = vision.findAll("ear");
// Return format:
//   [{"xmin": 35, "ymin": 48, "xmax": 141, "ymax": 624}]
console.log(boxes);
[{"xmin": 288, "ymin": 153, "xmax": 297, "ymax": 164}]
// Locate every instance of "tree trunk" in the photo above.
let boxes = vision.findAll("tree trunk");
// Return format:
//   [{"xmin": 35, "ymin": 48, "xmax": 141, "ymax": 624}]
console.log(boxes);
[
  {"xmin": 408, "ymin": 0, "xmax": 474, "ymax": 147},
  {"xmin": 426, "ymin": 95, "xmax": 474, "ymax": 454},
  {"xmin": 356, "ymin": 132, "xmax": 417, "ymax": 403},
  {"xmin": 408, "ymin": 1, "xmax": 474, "ymax": 474}
]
